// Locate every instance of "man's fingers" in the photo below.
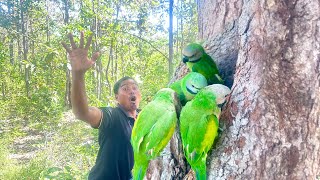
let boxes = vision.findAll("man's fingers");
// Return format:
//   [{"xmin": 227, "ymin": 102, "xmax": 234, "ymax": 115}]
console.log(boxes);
[
  {"xmin": 91, "ymin": 52, "xmax": 100, "ymax": 62},
  {"xmin": 79, "ymin": 31, "xmax": 84, "ymax": 48},
  {"xmin": 85, "ymin": 34, "xmax": 93, "ymax": 50},
  {"xmin": 61, "ymin": 42, "xmax": 71, "ymax": 53},
  {"xmin": 68, "ymin": 33, "xmax": 77, "ymax": 49}
]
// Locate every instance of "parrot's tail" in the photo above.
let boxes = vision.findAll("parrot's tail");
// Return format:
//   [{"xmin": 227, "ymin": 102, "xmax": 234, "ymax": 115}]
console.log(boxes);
[
  {"xmin": 193, "ymin": 164, "xmax": 206, "ymax": 180},
  {"xmin": 132, "ymin": 159, "xmax": 148, "ymax": 180}
]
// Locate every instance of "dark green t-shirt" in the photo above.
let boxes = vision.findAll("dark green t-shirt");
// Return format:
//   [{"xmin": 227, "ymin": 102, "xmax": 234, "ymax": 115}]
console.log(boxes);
[{"xmin": 88, "ymin": 106, "xmax": 135, "ymax": 180}]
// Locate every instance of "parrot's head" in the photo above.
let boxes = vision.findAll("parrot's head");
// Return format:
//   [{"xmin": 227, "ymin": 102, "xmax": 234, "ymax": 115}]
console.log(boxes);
[
  {"xmin": 154, "ymin": 88, "xmax": 182, "ymax": 114},
  {"xmin": 203, "ymin": 84, "xmax": 231, "ymax": 107},
  {"xmin": 183, "ymin": 72, "xmax": 208, "ymax": 97},
  {"xmin": 182, "ymin": 43, "xmax": 205, "ymax": 63}
]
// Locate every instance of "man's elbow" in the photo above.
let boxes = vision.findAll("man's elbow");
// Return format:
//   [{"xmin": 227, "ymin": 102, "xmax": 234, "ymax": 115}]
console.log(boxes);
[
  {"xmin": 72, "ymin": 109, "xmax": 88, "ymax": 121},
  {"xmin": 72, "ymin": 108, "xmax": 101, "ymax": 128}
]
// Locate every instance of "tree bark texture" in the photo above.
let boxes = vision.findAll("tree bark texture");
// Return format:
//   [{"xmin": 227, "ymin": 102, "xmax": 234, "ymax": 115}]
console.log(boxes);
[
  {"xmin": 148, "ymin": 0, "xmax": 320, "ymax": 179},
  {"xmin": 199, "ymin": 0, "xmax": 320, "ymax": 179}
]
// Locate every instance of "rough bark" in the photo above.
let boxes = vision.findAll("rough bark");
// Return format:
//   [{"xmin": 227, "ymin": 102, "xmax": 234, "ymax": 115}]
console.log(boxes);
[
  {"xmin": 148, "ymin": 0, "xmax": 320, "ymax": 179},
  {"xmin": 200, "ymin": 0, "xmax": 320, "ymax": 179}
]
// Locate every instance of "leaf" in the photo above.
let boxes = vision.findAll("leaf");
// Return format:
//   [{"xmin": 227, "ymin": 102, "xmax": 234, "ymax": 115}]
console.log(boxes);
[{"xmin": 46, "ymin": 167, "xmax": 63, "ymax": 174}]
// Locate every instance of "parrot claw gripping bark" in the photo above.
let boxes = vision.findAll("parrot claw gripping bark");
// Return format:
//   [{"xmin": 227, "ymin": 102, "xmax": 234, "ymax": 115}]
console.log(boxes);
[
  {"xmin": 180, "ymin": 84, "xmax": 231, "ymax": 180},
  {"xmin": 182, "ymin": 43, "xmax": 224, "ymax": 85},
  {"xmin": 131, "ymin": 88, "xmax": 181, "ymax": 180}
]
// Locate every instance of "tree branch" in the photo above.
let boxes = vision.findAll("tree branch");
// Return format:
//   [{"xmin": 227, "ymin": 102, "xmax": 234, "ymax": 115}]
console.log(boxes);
[{"xmin": 115, "ymin": 30, "xmax": 169, "ymax": 60}]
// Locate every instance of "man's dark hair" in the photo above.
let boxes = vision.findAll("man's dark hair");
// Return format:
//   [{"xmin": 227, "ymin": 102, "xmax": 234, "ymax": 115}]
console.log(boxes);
[{"xmin": 113, "ymin": 76, "xmax": 137, "ymax": 94}]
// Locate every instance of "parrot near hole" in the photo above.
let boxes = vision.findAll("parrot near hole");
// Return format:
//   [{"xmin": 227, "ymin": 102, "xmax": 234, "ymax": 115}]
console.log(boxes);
[
  {"xmin": 182, "ymin": 43, "xmax": 224, "ymax": 85},
  {"xmin": 179, "ymin": 84, "xmax": 231, "ymax": 180},
  {"xmin": 169, "ymin": 72, "xmax": 208, "ymax": 106},
  {"xmin": 131, "ymin": 88, "xmax": 181, "ymax": 180}
]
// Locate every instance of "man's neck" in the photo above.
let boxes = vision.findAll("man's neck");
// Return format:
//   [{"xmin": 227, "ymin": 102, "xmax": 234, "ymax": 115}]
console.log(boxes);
[
  {"xmin": 127, "ymin": 111, "xmax": 137, "ymax": 119},
  {"xmin": 117, "ymin": 104, "xmax": 137, "ymax": 119}
]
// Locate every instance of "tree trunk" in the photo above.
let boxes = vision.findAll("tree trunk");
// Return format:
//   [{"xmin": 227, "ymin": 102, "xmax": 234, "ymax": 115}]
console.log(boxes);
[
  {"xmin": 63, "ymin": 0, "xmax": 71, "ymax": 108},
  {"xmin": 168, "ymin": 0, "xmax": 174, "ymax": 80},
  {"xmin": 20, "ymin": 0, "xmax": 30, "ymax": 98},
  {"xmin": 148, "ymin": 0, "xmax": 320, "ymax": 179},
  {"xmin": 7, "ymin": 0, "xmax": 14, "ymax": 64},
  {"xmin": 46, "ymin": 0, "xmax": 50, "ymax": 43}
]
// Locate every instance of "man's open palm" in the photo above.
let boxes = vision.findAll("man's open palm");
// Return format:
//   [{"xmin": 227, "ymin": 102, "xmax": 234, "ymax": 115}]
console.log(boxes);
[{"xmin": 62, "ymin": 32, "xmax": 100, "ymax": 74}]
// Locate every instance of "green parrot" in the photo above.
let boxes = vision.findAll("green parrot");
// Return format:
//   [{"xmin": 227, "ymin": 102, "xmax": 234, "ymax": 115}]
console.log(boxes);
[
  {"xmin": 169, "ymin": 72, "xmax": 208, "ymax": 106},
  {"xmin": 131, "ymin": 88, "xmax": 181, "ymax": 180},
  {"xmin": 179, "ymin": 84, "xmax": 231, "ymax": 180},
  {"xmin": 182, "ymin": 43, "xmax": 223, "ymax": 85}
]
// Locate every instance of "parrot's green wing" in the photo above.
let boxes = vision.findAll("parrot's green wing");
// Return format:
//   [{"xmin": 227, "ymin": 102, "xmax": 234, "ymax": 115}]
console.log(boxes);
[
  {"xmin": 131, "ymin": 100, "xmax": 162, "ymax": 152},
  {"xmin": 180, "ymin": 102, "xmax": 219, "ymax": 164},
  {"xmin": 131, "ymin": 88, "xmax": 180, "ymax": 180},
  {"xmin": 131, "ymin": 100, "xmax": 177, "ymax": 159},
  {"xmin": 186, "ymin": 113, "xmax": 219, "ymax": 163},
  {"xmin": 144, "ymin": 107, "xmax": 177, "ymax": 158},
  {"xmin": 190, "ymin": 54, "xmax": 223, "ymax": 85}
]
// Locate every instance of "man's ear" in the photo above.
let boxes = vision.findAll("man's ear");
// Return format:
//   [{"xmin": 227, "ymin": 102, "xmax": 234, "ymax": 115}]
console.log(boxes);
[{"xmin": 115, "ymin": 94, "xmax": 118, "ymax": 100}]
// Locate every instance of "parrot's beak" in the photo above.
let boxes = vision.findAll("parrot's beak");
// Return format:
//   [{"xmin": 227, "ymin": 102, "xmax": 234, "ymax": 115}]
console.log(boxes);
[
  {"xmin": 217, "ymin": 101, "xmax": 226, "ymax": 108},
  {"xmin": 182, "ymin": 57, "xmax": 189, "ymax": 63}
]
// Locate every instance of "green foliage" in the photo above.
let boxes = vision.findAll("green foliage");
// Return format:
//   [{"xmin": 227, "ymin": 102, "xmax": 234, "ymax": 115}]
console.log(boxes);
[{"xmin": 0, "ymin": 113, "xmax": 98, "ymax": 180}]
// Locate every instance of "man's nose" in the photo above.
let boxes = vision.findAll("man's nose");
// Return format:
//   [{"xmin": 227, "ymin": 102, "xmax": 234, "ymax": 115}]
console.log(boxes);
[{"xmin": 128, "ymin": 88, "xmax": 136, "ymax": 94}]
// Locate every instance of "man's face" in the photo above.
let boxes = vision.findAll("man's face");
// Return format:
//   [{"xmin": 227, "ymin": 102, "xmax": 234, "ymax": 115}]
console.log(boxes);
[{"xmin": 116, "ymin": 79, "xmax": 142, "ymax": 112}]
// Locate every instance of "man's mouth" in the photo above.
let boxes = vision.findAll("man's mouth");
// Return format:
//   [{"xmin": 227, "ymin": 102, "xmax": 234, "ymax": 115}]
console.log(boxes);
[{"xmin": 130, "ymin": 96, "xmax": 137, "ymax": 103}]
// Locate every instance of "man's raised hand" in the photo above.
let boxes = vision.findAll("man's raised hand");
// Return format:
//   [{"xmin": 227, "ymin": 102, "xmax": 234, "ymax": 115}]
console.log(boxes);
[{"xmin": 61, "ymin": 31, "xmax": 100, "ymax": 74}]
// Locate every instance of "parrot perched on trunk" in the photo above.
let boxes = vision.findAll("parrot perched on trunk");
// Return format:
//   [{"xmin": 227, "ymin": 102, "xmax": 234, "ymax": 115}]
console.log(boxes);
[
  {"xmin": 182, "ymin": 43, "xmax": 223, "ymax": 85},
  {"xmin": 180, "ymin": 84, "xmax": 231, "ymax": 180},
  {"xmin": 131, "ymin": 88, "xmax": 181, "ymax": 180},
  {"xmin": 169, "ymin": 72, "xmax": 208, "ymax": 106}
]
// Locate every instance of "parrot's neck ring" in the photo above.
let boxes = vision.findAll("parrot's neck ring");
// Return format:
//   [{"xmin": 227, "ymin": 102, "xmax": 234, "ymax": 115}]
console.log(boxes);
[
  {"xmin": 189, "ymin": 58, "xmax": 201, "ymax": 63},
  {"xmin": 186, "ymin": 87, "xmax": 198, "ymax": 95}
]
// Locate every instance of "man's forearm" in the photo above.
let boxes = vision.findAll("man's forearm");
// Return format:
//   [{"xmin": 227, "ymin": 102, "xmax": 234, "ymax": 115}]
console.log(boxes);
[{"xmin": 71, "ymin": 72, "xmax": 89, "ymax": 120}]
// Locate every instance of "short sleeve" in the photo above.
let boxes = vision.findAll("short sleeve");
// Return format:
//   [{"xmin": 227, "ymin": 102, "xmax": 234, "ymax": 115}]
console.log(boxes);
[{"xmin": 98, "ymin": 107, "xmax": 113, "ymax": 130}]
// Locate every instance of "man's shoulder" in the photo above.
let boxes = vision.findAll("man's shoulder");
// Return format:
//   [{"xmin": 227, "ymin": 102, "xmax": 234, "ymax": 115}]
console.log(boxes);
[
  {"xmin": 99, "ymin": 106, "xmax": 124, "ymax": 118},
  {"xmin": 99, "ymin": 106, "xmax": 118, "ymax": 112}
]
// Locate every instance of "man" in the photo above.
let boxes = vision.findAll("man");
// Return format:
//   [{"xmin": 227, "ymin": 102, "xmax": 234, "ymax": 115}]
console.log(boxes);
[{"xmin": 62, "ymin": 32, "xmax": 142, "ymax": 180}]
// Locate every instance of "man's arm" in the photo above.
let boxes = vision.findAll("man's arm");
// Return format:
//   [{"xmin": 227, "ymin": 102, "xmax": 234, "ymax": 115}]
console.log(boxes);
[
  {"xmin": 71, "ymin": 72, "xmax": 102, "ymax": 128},
  {"xmin": 62, "ymin": 32, "xmax": 101, "ymax": 128}
]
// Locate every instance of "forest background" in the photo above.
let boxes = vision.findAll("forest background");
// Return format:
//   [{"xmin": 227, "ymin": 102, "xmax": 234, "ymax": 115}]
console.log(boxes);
[{"xmin": 0, "ymin": 0, "xmax": 198, "ymax": 179}]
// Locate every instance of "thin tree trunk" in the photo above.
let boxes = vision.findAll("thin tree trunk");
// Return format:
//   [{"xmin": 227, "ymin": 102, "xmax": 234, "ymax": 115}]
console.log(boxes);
[
  {"xmin": 20, "ymin": 0, "xmax": 30, "ymax": 98},
  {"xmin": 46, "ymin": 0, "xmax": 50, "ymax": 43},
  {"xmin": 106, "ymin": 40, "xmax": 113, "ymax": 96},
  {"xmin": 115, "ymin": 44, "xmax": 118, "ymax": 82},
  {"xmin": 91, "ymin": 0, "xmax": 100, "ymax": 99},
  {"xmin": 168, "ymin": 0, "xmax": 174, "ymax": 80},
  {"xmin": 63, "ymin": 0, "xmax": 71, "ymax": 108},
  {"xmin": 2, "ymin": 82, "xmax": 6, "ymax": 100},
  {"xmin": 180, "ymin": 0, "xmax": 183, "ymax": 54},
  {"xmin": 8, "ymin": 0, "xmax": 14, "ymax": 64},
  {"xmin": 176, "ymin": 0, "xmax": 179, "ymax": 54},
  {"xmin": 97, "ymin": 0, "xmax": 102, "ymax": 100}
]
